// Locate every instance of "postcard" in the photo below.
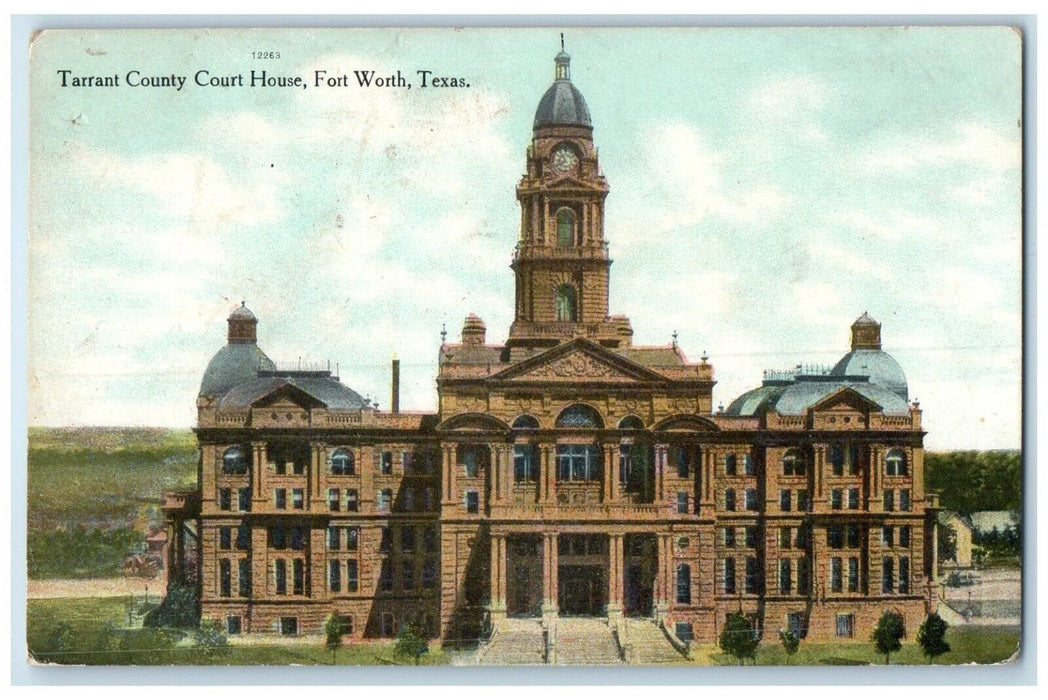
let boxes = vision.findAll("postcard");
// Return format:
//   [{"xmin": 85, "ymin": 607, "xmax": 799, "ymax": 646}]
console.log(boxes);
[{"xmin": 25, "ymin": 26, "xmax": 1022, "ymax": 668}]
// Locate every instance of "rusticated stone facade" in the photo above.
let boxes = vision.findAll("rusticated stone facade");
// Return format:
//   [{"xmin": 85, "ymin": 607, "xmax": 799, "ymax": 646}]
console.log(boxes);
[{"xmin": 164, "ymin": 49, "xmax": 939, "ymax": 648}]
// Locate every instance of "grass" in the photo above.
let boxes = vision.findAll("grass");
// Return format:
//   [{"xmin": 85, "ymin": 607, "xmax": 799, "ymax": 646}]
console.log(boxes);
[
  {"xmin": 697, "ymin": 625, "xmax": 1020, "ymax": 666},
  {"xmin": 27, "ymin": 427, "xmax": 197, "ymax": 578},
  {"xmin": 27, "ymin": 597, "xmax": 453, "ymax": 666}
]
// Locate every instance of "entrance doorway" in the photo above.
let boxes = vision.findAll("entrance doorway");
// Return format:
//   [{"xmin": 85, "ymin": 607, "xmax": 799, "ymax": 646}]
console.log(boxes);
[
  {"xmin": 558, "ymin": 565, "xmax": 605, "ymax": 616},
  {"xmin": 623, "ymin": 534, "xmax": 656, "ymax": 617},
  {"xmin": 506, "ymin": 535, "xmax": 543, "ymax": 617}
]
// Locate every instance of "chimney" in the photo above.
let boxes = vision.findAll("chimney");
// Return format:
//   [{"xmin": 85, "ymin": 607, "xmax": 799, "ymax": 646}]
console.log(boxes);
[{"xmin": 391, "ymin": 354, "xmax": 400, "ymax": 414}]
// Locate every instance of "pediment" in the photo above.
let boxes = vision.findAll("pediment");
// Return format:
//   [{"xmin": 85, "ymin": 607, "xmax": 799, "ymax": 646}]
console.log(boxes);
[
  {"xmin": 490, "ymin": 340, "xmax": 665, "ymax": 384},
  {"xmin": 811, "ymin": 386, "xmax": 882, "ymax": 414},
  {"xmin": 251, "ymin": 383, "xmax": 326, "ymax": 410}
]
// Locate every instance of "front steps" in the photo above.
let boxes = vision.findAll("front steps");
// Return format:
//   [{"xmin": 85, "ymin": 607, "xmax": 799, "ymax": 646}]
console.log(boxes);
[
  {"xmin": 620, "ymin": 618, "xmax": 689, "ymax": 664},
  {"xmin": 476, "ymin": 618, "xmax": 546, "ymax": 665},
  {"xmin": 555, "ymin": 617, "xmax": 622, "ymax": 665}
]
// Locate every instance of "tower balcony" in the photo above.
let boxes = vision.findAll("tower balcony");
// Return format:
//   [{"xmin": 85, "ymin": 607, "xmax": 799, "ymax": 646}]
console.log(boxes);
[{"xmin": 513, "ymin": 242, "xmax": 610, "ymax": 263}]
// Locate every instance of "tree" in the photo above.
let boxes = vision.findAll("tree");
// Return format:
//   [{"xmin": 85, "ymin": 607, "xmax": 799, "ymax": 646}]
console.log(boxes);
[
  {"xmin": 917, "ymin": 612, "xmax": 951, "ymax": 664},
  {"xmin": 778, "ymin": 628, "xmax": 800, "ymax": 665},
  {"xmin": 193, "ymin": 618, "xmax": 229, "ymax": 661},
  {"xmin": 719, "ymin": 612, "xmax": 760, "ymax": 665},
  {"xmin": 324, "ymin": 613, "xmax": 349, "ymax": 664},
  {"xmin": 871, "ymin": 610, "xmax": 906, "ymax": 665},
  {"xmin": 393, "ymin": 623, "xmax": 428, "ymax": 665},
  {"xmin": 937, "ymin": 522, "xmax": 958, "ymax": 569}
]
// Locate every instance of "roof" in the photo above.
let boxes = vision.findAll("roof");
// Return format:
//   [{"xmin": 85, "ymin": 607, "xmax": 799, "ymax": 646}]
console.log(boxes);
[
  {"xmin": 199, "ymin": 343, "xmax": 275, "ymax": 397},
  {"xmin": 228, "ymin": 303, "xmax": 257, "ymax": 321},
  {"xmin": 938, "ymin": 511, "xmax": 974, "ymax": 531},
  {"xmin": 534, "ymin": 52, "xmax": 592, "ymax": 130},
  {"xmin": 613, "ymin": 347, "xmax": 687, "ymax": 367},
  {"xmin": 216, "ymin": 374, "xmax": 368, "ymax": 411},
  {"xmin": 830, "ymin": 348, "xmax": 908, "ymax": 400},
  {"xmin": 724, "ymin": 378, "xmax": 911, "ymax": 417}
]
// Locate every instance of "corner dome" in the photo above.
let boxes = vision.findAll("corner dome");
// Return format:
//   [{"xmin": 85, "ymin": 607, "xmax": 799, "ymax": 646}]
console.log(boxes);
[
  {"xmin": 830, "ymin": 349, "xmax": 909, "ymax": 401},
  {"xmin": 533, "ymin": 50, "xmax": 592, "ymax": 130},
  {"xmin": 199, "ymin": 343, "xmax": 275, "ymax": 398}
]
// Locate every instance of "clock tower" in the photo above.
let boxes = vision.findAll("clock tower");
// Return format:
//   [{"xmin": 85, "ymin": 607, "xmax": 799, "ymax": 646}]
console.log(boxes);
[{"xmin": 507, "ymin": 47, "xmax": 634, "ymax": 350}]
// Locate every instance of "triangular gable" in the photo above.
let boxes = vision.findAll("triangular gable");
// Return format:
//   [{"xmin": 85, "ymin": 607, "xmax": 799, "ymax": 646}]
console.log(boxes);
[
  {"xmin": 810, "ymin": 386, "xmax": 883, "ymax": 413},
  {"xmin": 489, "ymin": 338, "xmax": 666, "ymax": 384},
  {"xmin": 251, "ymin": 382, "xmax": 328, "ymax": 410}
]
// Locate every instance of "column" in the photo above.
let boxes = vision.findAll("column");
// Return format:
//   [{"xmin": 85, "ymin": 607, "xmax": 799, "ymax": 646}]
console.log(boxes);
[
  {"xmin": 540, "ymin": 444, "xmax": 554, "ymax": 504},
  {"xmin": 489, "ymin": 533, "xmax": 507, "ymax": 617},
  {"xmin": 602, "ymin": 444, "xmax": 614, "ymax": 503},
  {"xmin": 605, "ymin": 444, "xmax": 619, "ymax": 502},
  {"xmin": 310, "ymin": 441, "xmax": 326, "ymax": 510},
  {"xmin": 252, "ymin": 442, "xmax": 267, "ymax": 505},
  {"xmin": 870, "ymin": 445, "xmax": 883, "ymax": 510},
  {"xmin": 655, "ymin": 444, "xmax": 668, "ymax": 505},
  {"xmin": 607, "ymin": 533, "xmax": 624, "ymax": 618},
  {"xmin": 442, "ymin": 445, "xmax": 456, "ymax": 505},
  {"xmin": 814, "ymin": 445, "xmax": 826, "ymax": 502},
  {"xmin": 655, "ymin": 533, "xmax": 670, "ymax": 619},
  {"xmin": 702, "ymin": 449, "xmax": 714, "ymax": 507},
  {"xmin": 542, "ymin": 532, "xmax": 559, "ymax": 617}
]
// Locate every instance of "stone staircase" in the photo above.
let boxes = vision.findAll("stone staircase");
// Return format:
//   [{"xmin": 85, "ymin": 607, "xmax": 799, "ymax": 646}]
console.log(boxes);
[
  {"xmin": 555, "ymin": 617, "xmax": 622, "ymax": 665},
  {"xmin": 621, "ymin": 618, "xmax": 688, "ymax": 664},
  {"xmin": 476, "ymin": 618, "xmax": 546, "ymax": 665}
]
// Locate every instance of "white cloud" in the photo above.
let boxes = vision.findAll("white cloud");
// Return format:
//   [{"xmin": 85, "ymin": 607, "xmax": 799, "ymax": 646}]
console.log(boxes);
[
  {"xmin": 746, "ymin": 75, "xmax": 829, "ymax": 141},
  {"xmin": 862, "ymin": 122, "xmax": 1021, "ymax": 174},
  {"xmin": 835, "ymin": 210, "xmax": 948, "ymax": 242}
]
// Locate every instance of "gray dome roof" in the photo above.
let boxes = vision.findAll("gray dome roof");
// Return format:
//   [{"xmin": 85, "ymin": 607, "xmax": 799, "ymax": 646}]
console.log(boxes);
[
  {"xmin": 216, "ymin": 375, "xmax": 368, "ymax": 411},
  {"xmin": 534, "ymin": 79, "xmax": 592, "ymax": 129},
  {"xmin": 830, "ymin": 348, "xmax": 908, "ymax": 400},
  {"xmin": 199, "ymin": 343, "xmax": 275, "ymax": 397},
  {"xmin": 724, "ymin": 385, "xmax": 783, "ymax": 416},
  {"xmin": 228, "ymin": 303, "xmax": 257, "ymax": 321},
  {"xmin": 724, "ymin": 378, "xmax": 911, "ymax": 417}
]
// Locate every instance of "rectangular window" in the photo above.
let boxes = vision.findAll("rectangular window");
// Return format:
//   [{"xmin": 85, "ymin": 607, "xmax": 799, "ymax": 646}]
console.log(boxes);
[
  {"xmin": 463, "ymin": 448, "xmax": 478, "ymax": 478},
  {"xmin": 329, "ymin": 560, "xmax": 341, "ymax": 592},
  {"xmin": 725, "ymin": 489, "xmax": 737, "ymax": 512},
  {"xmin": 723, "ymin": 526, "xmax": 737, "ymax": 548},
  {"xmin": 226, "ymin": 616, "xmax": 242, "ymax": 635},
  {"xmin": 377, "ymin": 488, "xmax": 392, "ymax": 513},
  {"xmin": 381, "ymin": 451, "xmax": 393, "ymax": 475},
  {"xmin": 900, "ymin": 525, "xmax": 911, "ymax": 548},
  {"xmin": 779, "ymin": 559, "xmax": 792, "ymax": 594},
  {"xmin": 238, "ymin": 487, "xmax": 251, "ymax": 512},
  {"xmin": 883, "ymin": 489, "xmax": 895, "ymax": 512},
  {"xmin": 677, "ymin": 447, "xmax": 690, "ymax": 478},
  {"xmin": 380, "ymin": 527, "xmax": 392, "ymax": 553},
  {"xmin": 219, "ymin": 488, "xmax": 232, "ymax": 511},
  {"xmin": 847, "ymin": 524, "xmax": 861, "ymax": 549},
  {"xmin": 797, "ymin": 557, "xmax": 810, "ymax": 594},
  {"xmin": 830, "ymin": 557, "xmax": 843, "ymax": 593},
  {"xmin": 831, "ymin": 445, "xmax": 844, "ymax": 476},
  {"xmin": 828, "ymin": 526, "xmax": 844, "ymax": 549},
  {"xmin": 345, "ymin": 488, "xmax": 359, "ymax": 512},
  {"xmin": 274, "ymin": 488, "xmax": 287, "ymax": 510},
  {"xmin": 676, "ymin": 564, "xmax": 691, "ymax": 604},
  {"xmin": 900, "ymin": 489, "xmax": 911, "ymax": 512},
  {"xmin": 402, "ymin": 561, "xmax": 415, "ymax": 591},
  {"xmin": 328, "ymin": 488, "xmax": 340, "ymax": 511},
  {"xmin": 514, "ymin": 445, "xmax": 536, "ymax": 482},
  {"xmin": 723, "ymin": 557, "xmax": 736, "ymax": 594},
  {"xmin": 347, "ymin": 527, "xmax": 359, "ymax": 551},
  {"xmin": 848, "ymin": 446, "xmax": 860, "ymax": 475},
  {"xmin": 797, "ymin": 490, "xmax": 809, "ymax": 512},
  {"xmin": 271, "ymin": 525, "xmax": 288, "ymax": 550},
  {"xmin": 402, "ymin": 451, "xmax": 413, "ymax": 474},
  {"xmin": 291, "ymin": 488, "xmax": 304, "ymax": 510},
  {"xmin": 848, "ymin": 557, "xmax": 860, "ymax": 593},
  {"xmin": 424, "ymin": 526, "xmax": 438, "ymax": 552},
  {"xmin": 745, "ymin": 556, "xmax": 759, "ymax": 594},
  {"xmin": 327, "ymin": 525, "xmax": 341, "ymax": 550},
  {"xmin": 219, "ymin": 527, "xmax": 232, "ymax": 550},
  {"xmin": 292, "ymin": 559, "xmax": 304, "ymax": 595},
  {"xmin": 831, "ymin": 488, "xmax": 843, "ymax": 510},
  {"xmin": 836, "ymin": 614, "xmax": 854, "ymax": 638},
  {"xmin": 745, "ymin": 526, "xmax": 759, "ymax": 548},
  {"xmin": 379, "ymin": 561, "xmax": 394, "ymax": 592},
  {"xmin": 279, "ymin": 617, "xmax": 298, "ymax": 636},
  {"xmin": 848, "ymin": 487, "xmax": 860, "ymax": 510},
  {"xmin": 677, "ymin": 492, "xmax": 689, "ymax": 514},
  {"xmin": 899, "ymin": 556, "xmax": 910, "ymax": 593},
  {"xmin": 743, "ymin": 453, "xmax": 755, "ymax": 476},
  {"xmin": 290, "ymin": 526, "xmax": 305, "ymax": 551},
  {"xmin": 238, "ymin": 559, "xmax": 251, "ymax": 597},
  {"xmin": 465, "ymin": 490, "xmax": 480, "ymax": 513},
  {"xmin": 401, "ymin": 526, "xmax": 416, "ymax": 553},
  {"xmin": 675, "ymin": 623, "xmax": 695, "ymax": 643},
  {"xmin": 220, "ymin": 559, "xmax": 232, "ymax": 597},
  {"xmin": 236, "ymin": 525, "xmax": 250, "ymax": 550},
  {"xmin": 380, "ymin": 612, "xmax": 395, "ymax": 637},
  {"xmin": 779, "ymin": 527, "xmax": 792, "ymax": 550},
  {"xmin": 423, "ymin": 558, "xmax": 438, "ymax": 589},
  {"xmin": 779, "ymin": 489, "xmax": 791, "ymax": 512},
  {"xmin": 882, "ymin": 557, "xmax": 895, "ymax": 593},
  {"xmin": 745, "ymin": 488, "xmax": 759, "ymax": 511},
  {"xmin": 274, "ymin": 559, "xmax": 287, "ymax": 595},
  {"xmin": 724, "ymin": 453, "xmax": 737, "ymax": 476},
  {"xmin": 292, "ymin": 456, "xmax": 305, "ymax": 476},
  {"xmin": 403, "ymin": 487, "xmax": 415, "ymax": 512},
  {"xmin": 787, "ymin": 612, "xmax": 807, "ymax": 639},
  {"xmin": 882, "ymin": 526, "xmax": 895, "ymax": 548},
  {"xmin": 346, "ymin": 559, "xmax": 359, "ymax": 592}
]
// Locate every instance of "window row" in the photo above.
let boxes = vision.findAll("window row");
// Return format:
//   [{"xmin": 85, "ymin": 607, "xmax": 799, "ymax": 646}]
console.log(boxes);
[
  {"xmin": 219, "ymin": 445, "xmax": 441, "ymax": 477},
  {"xmin": 777, "ymin": 557, "xmax": 811, "ymax": 595},
  {"xmin": 218, "ymin": 525, "xmax": 251, "ymax": 551},
  {"xmin": 218, "ymin": 558, "xmax": 251, "ymax": 597},
  {"xmin": 722, "ymin": 556, "xmax": 762, "ymax": 595},
  {"xmin": 780, "ymin": 447, "xmax": 909, "ymax": 477},
  {"xmin": 376, "ymin": 558, "xmax": 439, "ymax": 593},
  {"xmin": 881, "ymin": 556, "xmax": 911, "ymax": 594},
  {"xmin": 722, "ymin": 525, "xmax": 761, "ymax": 549},
  {"xmin": 724, "ymin": 488, "xmax": 760, "ymax": 512},
  {"xmin": 218, "ymin": 487, "xmax": 252, "ymax": 512}
]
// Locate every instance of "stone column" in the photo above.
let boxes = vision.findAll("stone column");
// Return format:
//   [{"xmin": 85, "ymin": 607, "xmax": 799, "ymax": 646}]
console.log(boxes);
[
  {"xmin": 654, "ymin": 444, "xmax": 669, "ymax": 506},
  {"xmin": 489, "ymin": 532, "xmax": 507, "ymax": 618},
  {"xmin": 540, "ymin": 444, "xmax": 555, "ymax": 504},
  {"xmin": 252, "ymin": 442, "xmax": 267, "ymax": 505},
  {"xmin": 607, "ymin": 533, "xmax": 624, "ymax": 619},
  {"xmin": 814, "ymin": 445, "xmax": 826, "ymax": 502},
  {"xmin": 605, "ymin": 444, "xmax": 619, "ymax": 503},
  {"xmin": 655, "ymin": 533, "xmax": 670, "ymax": 620},
  {"xmin": 310, "ymin": 442, "xmax": 326, "ymax": 510},
  {"xmin": 542, "ymin": 532, "xmax": 559, "ymax": 617},
  {"xmin": 442, "ymin": 445, "xmax": 456, "ymax": 505},
  {"xmin": 870, "ymin": 445, "xmax": 883, "ymax": 511},
  {"xmin": 701, "ymin": 449, "xmax": 715, "ymax": 513}
]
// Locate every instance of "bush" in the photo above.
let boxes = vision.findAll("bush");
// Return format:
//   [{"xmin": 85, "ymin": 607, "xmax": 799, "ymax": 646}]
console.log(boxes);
[
  {"xmin": 917, "ymin": 612, "xmax": 951, "ymax": 663},
  {"xmin": 194, "ymin": 619, "xmax": 229, "ymax": 661},
  {"xmin": 779, "ymin": 628, "xmax": 800, "ymax": 664},
  {"xmin": 394, "ymin": 623, "xmax": 428, "ymax": 665},
  {"xmin": 144, "ymin": 582, "xmax": 197, "ymax": 628},
  {"xmin": 719, "ymin": 612, "xmax": 759, "ymax": 665},
  {"xmin": 871, "ymin": 610, "xmax": 906, "ymax": 664}
]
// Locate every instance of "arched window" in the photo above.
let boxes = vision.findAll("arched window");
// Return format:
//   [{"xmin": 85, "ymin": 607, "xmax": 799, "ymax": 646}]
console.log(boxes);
[
  {"xmin": 512, "ymin": 415, "xmax": 540, "ymax": 430},
  {"xmin": 556, "ymin": 403, "xmax": 603, "ymax": 429},
  {"xmin": 556, "ymin": 284, "xmax": 578, "ymax": 322},
  {"xmin": 330, "ymin": 448, "xmax": 355, "ymax": 476},
  {"xmin": 556, "ymin": 208, "xmax": 575, "ymax": 247},
  {"xmin": 885, "ymin": 449, "xmax": 908, "ymax": 477},
  {"xmin": 222, "ymin": 446, "xmax": 248, "ymax": 475},
  {"xmin": 782, "ymin": 449, "xmax": 807, "ymax": 476},
  {"xmin": 725, "ymin": 454, "xmax": 738, "ymax": 476},
  {"xmin": 618, "ymin": 415, "xmax": 645, "ymax": 430},
  {"xmin": 676, "ymin": 564, "xmax": 692, "ymax": 604}
]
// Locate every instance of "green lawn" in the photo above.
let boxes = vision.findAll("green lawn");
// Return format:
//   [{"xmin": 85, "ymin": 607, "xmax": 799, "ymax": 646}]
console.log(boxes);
[
  {"xmin": 27, "ymin": 597, "xmax": 452, "ymax": 666},
  {"xmin": 699, "ymin": 625, "xmax": 1020, "ymax": 666},
  {"xmin": 27, "ymin": 427, "xmax": 197, "ymax": 578}
]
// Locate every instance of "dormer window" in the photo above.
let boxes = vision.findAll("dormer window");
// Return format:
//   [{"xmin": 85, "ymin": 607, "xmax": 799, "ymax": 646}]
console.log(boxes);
[{"xmin": 556, "ymin": 208, "xmax": 576, "ymax": 247}]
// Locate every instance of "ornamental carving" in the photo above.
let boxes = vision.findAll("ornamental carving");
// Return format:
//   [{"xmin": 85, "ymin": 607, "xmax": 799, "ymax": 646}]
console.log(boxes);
[
  {"xmin": 670, "ymin": 397, "xmax": 698, "ymax": 414},
  {"xmin": 519, "ymin": 351, "xmax": 631, "ymax": 382}
]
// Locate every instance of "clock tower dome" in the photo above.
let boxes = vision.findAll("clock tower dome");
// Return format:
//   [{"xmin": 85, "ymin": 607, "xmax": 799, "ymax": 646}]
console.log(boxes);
[{"xmin": 507, "ymin": 45, "xmax": 633, "ymax": 350}]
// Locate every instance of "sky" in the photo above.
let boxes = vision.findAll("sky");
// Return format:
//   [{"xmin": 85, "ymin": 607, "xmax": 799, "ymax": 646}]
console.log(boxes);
[{"xmin": 27, "ymin": 27, "xmax": 1022, "ymax": 450}]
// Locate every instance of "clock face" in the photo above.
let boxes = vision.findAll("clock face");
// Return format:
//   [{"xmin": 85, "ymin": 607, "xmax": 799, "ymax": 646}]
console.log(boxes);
[{"xmin": 552, "ymin": 147, "xmax": 579, "ymax": 173}]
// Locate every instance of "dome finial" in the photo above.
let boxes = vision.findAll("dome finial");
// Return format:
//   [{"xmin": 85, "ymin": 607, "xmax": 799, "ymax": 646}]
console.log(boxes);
[
  {"xmin": 555, "ymin": 39, "xmax": 571, "ymax": 81},
  {"xmin": 561, "ymin": 32, "xmax": 564, "ymax": 52}
]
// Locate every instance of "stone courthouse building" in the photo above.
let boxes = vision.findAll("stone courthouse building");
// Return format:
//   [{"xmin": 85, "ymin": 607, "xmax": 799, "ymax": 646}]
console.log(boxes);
[{"xmin": 164, "ymin": 48, "xmax": 939, "ymax": 653}]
